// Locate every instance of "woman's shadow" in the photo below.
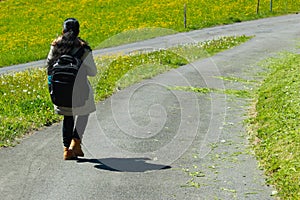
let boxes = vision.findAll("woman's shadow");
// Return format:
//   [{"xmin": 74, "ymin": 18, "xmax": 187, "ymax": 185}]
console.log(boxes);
[{"xmin": 77, "ymin": 157, "xmax": 171, "ymax": 172}]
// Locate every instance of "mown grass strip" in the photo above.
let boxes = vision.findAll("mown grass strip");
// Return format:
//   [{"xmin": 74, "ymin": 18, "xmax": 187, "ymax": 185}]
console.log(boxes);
[
  {"xmin": 247, "ymin": 52, "xmax": 300, "ymax": 199},
  {"xmin": 0, "ymin": 35, "xmax": 251, "ymax": 147},
  {"xmin": 0, "ymin": 0, "xmax": 299, "ymax": 67}
]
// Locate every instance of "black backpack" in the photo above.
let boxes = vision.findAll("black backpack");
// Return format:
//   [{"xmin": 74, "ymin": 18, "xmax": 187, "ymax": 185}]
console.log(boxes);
[{"xmin": 48, "ymin": 47, "xmax": 89, "ymax": 107}]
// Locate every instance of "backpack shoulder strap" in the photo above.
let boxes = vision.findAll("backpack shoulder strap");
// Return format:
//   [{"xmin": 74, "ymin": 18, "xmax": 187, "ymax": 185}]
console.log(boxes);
[{"xmin": 71, "ymin": 46, "xmax": 85, "ymax": 60}]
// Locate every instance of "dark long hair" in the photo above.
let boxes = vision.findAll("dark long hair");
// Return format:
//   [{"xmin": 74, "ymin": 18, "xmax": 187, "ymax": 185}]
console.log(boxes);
[{"xmin": 48, "ymin": 31, "xmax": 89, "ymax": 67}]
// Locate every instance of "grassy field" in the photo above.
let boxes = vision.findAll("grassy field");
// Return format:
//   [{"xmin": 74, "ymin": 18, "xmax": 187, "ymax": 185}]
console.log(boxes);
[
  {"xmin": 0, "ymin": 0, "xmax": 299, "ymax": 67},
  {"xmin": 247, "ymin": 53, "xmax": 300, "ymax": 199}
]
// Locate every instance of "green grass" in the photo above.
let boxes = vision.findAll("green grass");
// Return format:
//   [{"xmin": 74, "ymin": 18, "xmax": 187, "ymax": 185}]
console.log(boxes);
[
  {"xmin": 0, "ymin": 35, "xmax": 251, "ymax": 147},
  {"xmin": 247, "ymin": 52, "xmax": 300, "ymax": 199},
  {"xmin": 0, "ymin": 0, "xmax": 299, "ymax": 67},
  {"xmin": 0, "ymin": 69, "xmax": 61, "ymax": 146}
]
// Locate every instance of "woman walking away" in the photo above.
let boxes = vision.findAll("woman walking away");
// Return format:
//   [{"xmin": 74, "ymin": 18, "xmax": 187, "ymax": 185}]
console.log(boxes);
[{"xmin": 46, "ymin": 18, "xmax": 97, "ymax": 160}]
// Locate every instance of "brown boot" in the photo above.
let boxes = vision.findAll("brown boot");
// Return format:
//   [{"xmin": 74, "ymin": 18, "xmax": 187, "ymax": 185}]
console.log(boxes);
[
  {"xmin": 70, "ymin": 138, "xmax": 84, "ymax": 157},
  {"xmin": 63, "ymin": 147, "xmax": 76, "ymax": 160}
]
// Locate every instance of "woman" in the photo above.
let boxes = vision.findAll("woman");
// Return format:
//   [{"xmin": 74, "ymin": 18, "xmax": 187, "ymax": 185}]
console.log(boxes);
[{"xmin": 46, "ymin": 18, "xmax": 97, "ymax": 160}]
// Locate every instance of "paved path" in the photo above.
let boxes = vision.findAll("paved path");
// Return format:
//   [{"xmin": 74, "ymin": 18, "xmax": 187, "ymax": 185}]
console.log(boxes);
[{"xmin": 0, "ymin": 14, "xmax": 299, "ymax": 200}]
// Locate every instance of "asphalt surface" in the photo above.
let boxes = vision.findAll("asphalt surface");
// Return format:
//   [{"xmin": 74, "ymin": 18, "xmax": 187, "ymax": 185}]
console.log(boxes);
[{"xmin": 0, "ymin": 14, "xmax": 300, "ymax": 200}]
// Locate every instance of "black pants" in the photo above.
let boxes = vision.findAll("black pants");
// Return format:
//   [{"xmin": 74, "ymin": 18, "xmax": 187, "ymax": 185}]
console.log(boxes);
[{"xmin": 62, "ymin": 115, "xmax": 89, "ymax": 147}]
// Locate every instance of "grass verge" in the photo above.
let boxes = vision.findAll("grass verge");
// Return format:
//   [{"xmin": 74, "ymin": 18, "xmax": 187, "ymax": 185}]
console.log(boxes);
[
  {"xmin": 247, "ymin": 52, "xmax": 300, "ymax": 199},
  {"xmin": 0, "ymin": 35, "xmax": 251, "ymax": 147}
]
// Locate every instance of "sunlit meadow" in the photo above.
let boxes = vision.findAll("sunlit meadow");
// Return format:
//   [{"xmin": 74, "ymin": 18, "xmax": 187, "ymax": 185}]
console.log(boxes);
[{"xmin": 0, "ymin": 0, "xmax": 299, "ymax": 67}]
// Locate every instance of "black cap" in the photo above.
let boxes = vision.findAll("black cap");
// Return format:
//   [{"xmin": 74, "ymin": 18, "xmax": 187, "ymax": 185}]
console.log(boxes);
[{"xmin": 63, "ymin": 18, "xmax": 80, "ymax": 36}]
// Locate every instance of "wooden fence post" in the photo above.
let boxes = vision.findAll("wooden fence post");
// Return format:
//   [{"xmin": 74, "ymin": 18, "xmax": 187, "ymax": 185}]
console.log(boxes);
[
  {"xmin": 257, "ymin": 0, "xmax": 260, "ymax": 14},
  {"xmin": 270, "ymin": 0, "xmax": 273, "ymax": 12},
  {"xmin": 184, "ymin": 4, "xmax": 187, "ymax": 28}
]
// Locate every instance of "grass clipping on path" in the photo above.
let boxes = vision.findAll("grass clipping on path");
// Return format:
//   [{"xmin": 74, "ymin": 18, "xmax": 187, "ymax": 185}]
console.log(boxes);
[{"xmin": 248, "ymin": 53, "xmax": 300, "ymax": 199}]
